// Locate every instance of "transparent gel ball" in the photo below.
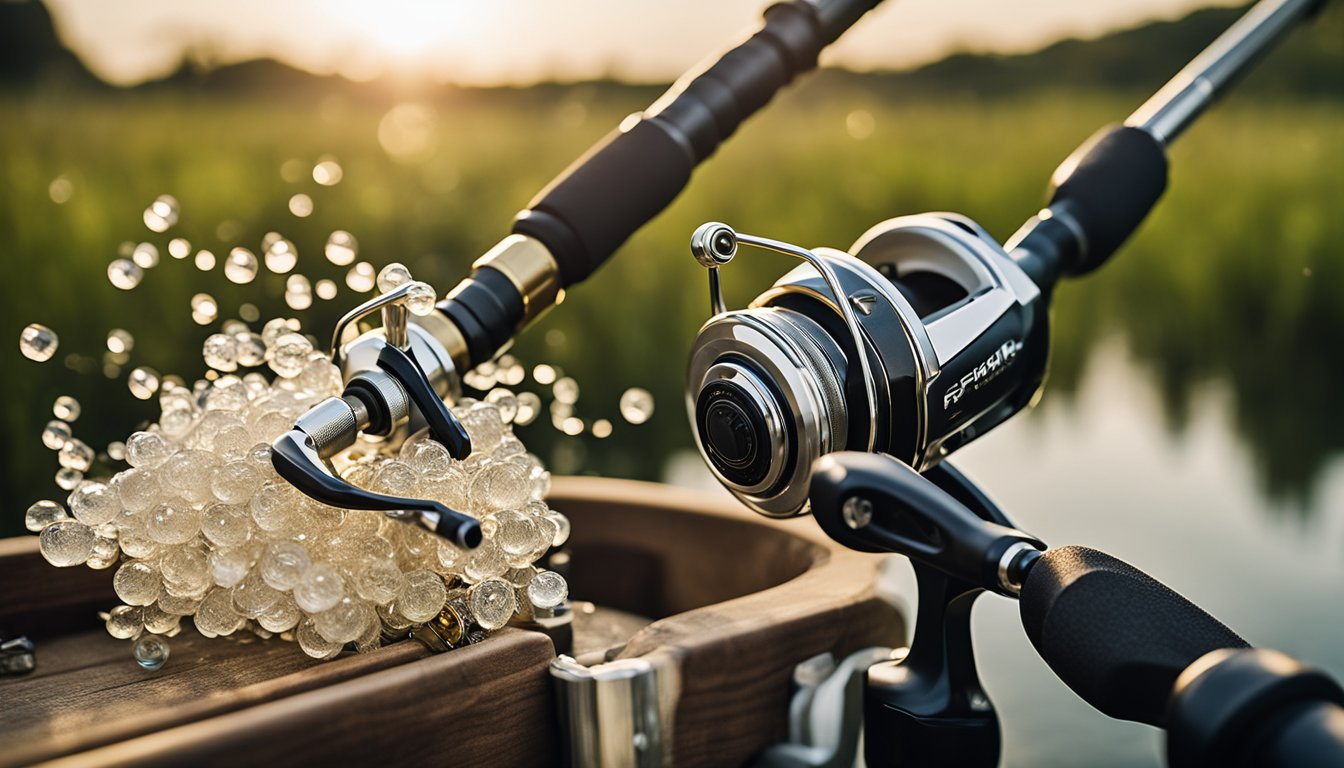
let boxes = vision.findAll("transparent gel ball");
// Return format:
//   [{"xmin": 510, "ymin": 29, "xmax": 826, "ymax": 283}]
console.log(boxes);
[
  {"xmin": 458, "ymin": 403, "xmax": 505, "ymax": 453},
  {"xmin": 55, "ymin": 468, "xmax": 84, "ymax": 491},
  {"xmin": 234, "ymin": 332, "xmax": 267, "ymax": 368},
  {"xmin": 160, "ymin": 545, "xmax": 210, "ymax": 593},
  {"xmin": 53, "ymin": 395, "xmax": 81, "ymax": 421},
  {"xmin": 355, "ymin": 561, "xmax": 404, "ymax": 604},
  {"xmin": 203, "ymin": 333, "xmax": 239, "ymax": 372},
  {"xmin": 132, "ymin": 242, "xmax": 160, "ymax": 268},
  {"xmin": 106, "ymin": 605, "xmax": 144, "ymax": 640},
  {"xmin": 39, "ymin": 520, "xmax": 95, "ymax": 566},
  {"xmin": 210, "ymin": 547, "xmax": 252, "ymax": 588},
  {"xmin": 293, "ymin": 564, "xmax": 345, "ymax": 613},
  {"xmin": 58, "ymin": 439, "xmax": 95, "ymax": 472},
  {"xmin": 224, "ymin": 247, "xmax": 259, "ymax": 284},
  {"xmin": 261, "ymin": 541, "xmax": 311, "ymax": 591},
  {"xmin": 463, "ymin": 541, "xmax": 508, "ymax": 583},
  {"xmin": 69, "ymin": 481, "xmax": 119, "ymax": 526},
  {"xmin": 527, "ymin": 570, "xmax": 569, "ymax": 610},
  {"xmin": 232, "ymin": 572, "xmax": 283, "ymax": 619},
  {"xmin": 42, "ymin": 419, "xmax": 71, "ymax": 450},
  {"xmin": 258, "ymin": 594, "xmax": 303, "ymax": 633},
  {"xmin": 250, "ymin": 482, "xmax": 294, "ymax": 532},
  {"xmin": 404, "ymin": 281, "xmax": 436, "ymax": 316},
  {"xmin": 269, "ymin": 333, "xmax": 313, "ymax": 378},
  {"xmin": 469, "ymin": 578, "xmax": 518, "ymax": 631},
  {"xmin": 128, "ymin": 366, "xmax": 160, "ymax": 400},
  {"xmin": 25, "ymin": 500, "xmax": 69, "ymax": 532},
  {"xmin": 201, "ymin": 503, "xmax": 252, "ymax": 548},
  {"xmin": 346, "ymin": 262, "xmax": 376, "ymax": 292},
  {"xmin": 87, "ymin": 529, "xmax": 120, "ymax": 570},
  {"xmin": 134, "ymin": 634, "xmax": 171, "ymax": 670},
  {"xmin": 146, "ymin": 501, "xmax": 201, "ymax": 545},
  {"xmin": 488, "ymin": 510, "xmax": 540, "ymax": 557},
  {"xmin": 314, "ymin": 597, "xmax": 372, "ymax": 644},
  {"xmin": 20, "ymin": 323, "xmax": 59, "ymax": 362},
  {"xmin": 125, "ymin": 431, "xmax": 169, "ymax": 469},
  {"xmin": 325, "ymin": 230, "xmax": 358, "ymax": 266},
  {"xmin": 114, "ymin": 560, "xmax": 163, "ymax": 606},
  {"xmin": 470, "ymin": 460, "xmax": 529, "ymax": 513},
  {"xmin": 195, "ymin": 587, "xmax": 244, "ymax": 636},
  {"xmin": 397, "ymin": 570, "xmax": 447, "ymax": 623},
  {"xmin": 620, "ymin": 387, "xmax": 655, "ymax": 424},
  {"xmin": 514, "ymin": 392, "xmax": 541, "ymax": 426},
  {"xmin": 112, "ymin": 466, "xmax": 161, "ymax": 513},
  {"xmin": 107, "ymin": 259, "xmax": 143, "ymax": 290},
  {"xmin": 156, "ymin": 591, "xmax": 203, "ymax": 617},
  {"xmin": 485, "ymin": 389, "xmax": 519, "ymax": 424},
  {"xmin": 142, "ymin": 603, "xmax": 182, "ymax": 635},
  {"xmin": 376, "ymin": 262, "xmax": 413, "ymax": 293},
  {"xmin": 211, "ymin": 460, "xmax": 262, "ymax": 505},
  {"xmin": 296, "ymin": 619, "xmax": 343, "ymax": 660}
]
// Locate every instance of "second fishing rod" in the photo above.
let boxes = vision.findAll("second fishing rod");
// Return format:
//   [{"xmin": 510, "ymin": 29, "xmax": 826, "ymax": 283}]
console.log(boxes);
[{"xmin": 684, "ymin": 0, "xmax": 1329, "ymax": 517}]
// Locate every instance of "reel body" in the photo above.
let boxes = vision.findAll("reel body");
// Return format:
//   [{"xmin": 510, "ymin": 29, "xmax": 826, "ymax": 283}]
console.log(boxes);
[{"xmin": 687, "ymin": 215, "xmax": 1047, "ymax": 517}]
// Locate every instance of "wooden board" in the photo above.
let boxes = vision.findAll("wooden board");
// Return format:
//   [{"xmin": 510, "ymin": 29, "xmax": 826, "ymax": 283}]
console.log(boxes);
[{"xmin": 3, "ymin": 477, "xmax": 903, "ymax": 767}]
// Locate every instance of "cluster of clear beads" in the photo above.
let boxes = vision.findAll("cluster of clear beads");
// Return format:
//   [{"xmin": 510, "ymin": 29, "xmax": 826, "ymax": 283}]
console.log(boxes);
[{"xmin": 32, "ymin": 307, "xmax": 569, "ymax": 663}]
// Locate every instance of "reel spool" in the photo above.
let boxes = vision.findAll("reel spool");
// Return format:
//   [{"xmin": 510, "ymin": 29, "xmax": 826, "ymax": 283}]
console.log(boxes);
[{"xmin": 686, "ymin": 216, "xmax": 1048, "ymax": 517}]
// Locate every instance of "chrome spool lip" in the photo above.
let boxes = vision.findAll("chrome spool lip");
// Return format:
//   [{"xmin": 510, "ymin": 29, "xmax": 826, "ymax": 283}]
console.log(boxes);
[{"xmin": 687, "ymin": 309, "xmax": 846, "ymax": 517}]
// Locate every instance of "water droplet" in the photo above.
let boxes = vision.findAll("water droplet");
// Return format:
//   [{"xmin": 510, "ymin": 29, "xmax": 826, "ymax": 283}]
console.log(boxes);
[
  {"xmin": 224, "ymin": 248, "xmax": 259, "ymax": 284},
  {"xmin": 107, "ymin": 258, "xmax": 143, "ymax": 290},
  {"xmin": 132, "ymin": 242, "xmax": 160, "ymax": 268},
  {"xmin": 106, "ymin": 605, "xmax": 144, "ymax": 639},
  {"xmin": 168, "ymin": 238, "xmax": 191, "ymax": 259},
  {"xmin": 315, "ymin": 279, "xmax": 338, "ymax": 300},
  {"xmin": 58, "ymin": 438, "xmax": 94, "ymax": 471},
  {"xmin": 195, "ymin": 249, "xmax": 217, "ymax": 271},
  {"xmin": 376, "ymin": 262, "xmax": 413, "ymax": 293},
  {"xmin": 143, "ymin": 195, "xmax": 179, "ymax": 233},
  {"xmin": 346, "ymin": 262, "xmax": 376, "ymax": 292},
  {"xmin": 133, "ymin": 635, "xmax": 171, "ymax": 670},
  {"xmin": 106, "ymin": 328, "xmax": 135, "ymax": 354},
  {"xmin": 620, "ymin": 387, "xmax": 655, "ymax": 424},
  {"xmin": 325, "ymin": 231, "xmax": 358, "ymax": 266},
  {"xmin": 107, "ymin": 441, "xmax": 127, "ymax": 461},
  {"xmin": 128, "ymin": 366, "xmax": 161, "ymax": 399}
]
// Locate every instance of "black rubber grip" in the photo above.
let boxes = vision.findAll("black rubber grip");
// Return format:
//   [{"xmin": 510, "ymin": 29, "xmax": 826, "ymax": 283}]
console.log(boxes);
[
  {"xmin": 513, "ymin": 0, "xmax": 875, "ymax": 286},
  {"xmin": 1019, "ymin": 546, "xmax": 1247, "ymax": 726},
  {"xmin": 1047, "ymin": 124, "xmax": 1168, "ymax": 276}
]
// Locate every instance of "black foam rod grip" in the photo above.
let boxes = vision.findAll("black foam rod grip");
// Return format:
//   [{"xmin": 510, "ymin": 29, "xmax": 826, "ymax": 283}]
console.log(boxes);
[
  {"xmin": 513, "ymin": 0, "xmax": 882, "ymax": 287},
  {"xmin": 1047, "ymin": 124, "xmax": 1168, "ymax": 276},
  {"xmin": 1018, "ymin": 546, "xmax": 1248, "ymax": 726}
]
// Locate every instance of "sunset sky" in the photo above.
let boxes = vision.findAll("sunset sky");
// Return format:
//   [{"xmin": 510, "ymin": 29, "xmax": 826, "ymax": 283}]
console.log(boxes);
[{"xmin": 42, "ymin": 0, "xmax": 1246, "ymax": 86}]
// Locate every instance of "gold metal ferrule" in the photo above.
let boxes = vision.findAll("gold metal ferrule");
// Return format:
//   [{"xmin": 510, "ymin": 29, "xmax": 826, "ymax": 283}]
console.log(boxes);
[{"xmin": 473, "ymin": 234, "xmax": 563, "ymax": 329}]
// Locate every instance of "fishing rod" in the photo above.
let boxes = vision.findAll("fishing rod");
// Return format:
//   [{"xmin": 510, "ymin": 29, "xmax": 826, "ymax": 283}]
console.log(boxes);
[
  {"xmin": 808, "ymin": 450, "xmax": 1344, "ymax": 767},
  {"xmin": 683, "ymin": 0, "xmax": 1328, "ymax": 518},
  {"xmin": 265, "ymin": 0, "xmax": 886, "ymax": 540}
]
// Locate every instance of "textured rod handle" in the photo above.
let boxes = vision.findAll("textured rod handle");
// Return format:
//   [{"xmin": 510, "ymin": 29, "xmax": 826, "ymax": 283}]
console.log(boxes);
[
  {"xmin": 1018, "ymin": 546, "xmax": 1248, "ymax": 726},
  {"xmin": 513, "ymin": 0, "xmax": 883, "ymax": 286},
  {"xmin": 1047, "ymin": 124, "xmax": 1168, "ymax": 276}
]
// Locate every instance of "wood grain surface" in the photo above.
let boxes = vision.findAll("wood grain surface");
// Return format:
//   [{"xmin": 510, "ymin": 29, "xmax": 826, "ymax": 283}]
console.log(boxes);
[{"xmin": 3, "ymin": 477, "xmax": 903, "ymax": 767}]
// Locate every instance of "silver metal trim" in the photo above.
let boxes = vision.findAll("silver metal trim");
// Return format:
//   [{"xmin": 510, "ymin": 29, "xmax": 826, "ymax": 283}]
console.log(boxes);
[
  {"xmin": 996, "ymin": 541, "xmax": 1039, "ymax": 596},
  {"xmin": 1125, "ymin": 0, "xmax": 1320, "ymax": 146},
  {"xmin": 329, "ymin": 281, "xmax": 418, "ymax": 366},
  {"xmin": 551, "ymin": 653, "xmax": 678, "ymax": 767}
]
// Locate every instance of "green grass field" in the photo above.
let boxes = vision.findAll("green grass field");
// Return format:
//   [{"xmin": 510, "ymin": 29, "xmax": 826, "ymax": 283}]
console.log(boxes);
[{"xmin": 1, "ymin": 82, "xmax": 1341, "ymax": 534}]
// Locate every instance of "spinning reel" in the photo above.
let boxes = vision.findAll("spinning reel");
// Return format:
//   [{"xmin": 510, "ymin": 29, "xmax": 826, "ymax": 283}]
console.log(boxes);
[{"xmin": 687, "ymin": 216, "xmax": 1045, "ymax": 517}]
